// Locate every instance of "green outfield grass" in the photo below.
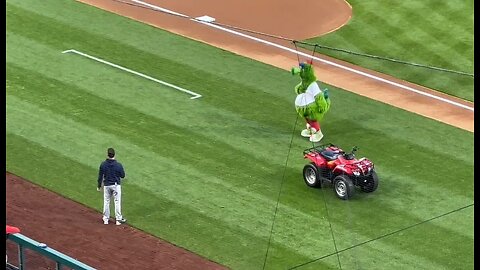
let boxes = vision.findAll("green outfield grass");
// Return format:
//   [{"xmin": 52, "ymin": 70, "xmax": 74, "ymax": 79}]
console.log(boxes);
[
  {"xmin": 304, "ymin": 0, "xmax": 474, "ymax": 102},
  {"xmin": 6, "ymin": 0, "xmax": 474, "ymax": 269}
]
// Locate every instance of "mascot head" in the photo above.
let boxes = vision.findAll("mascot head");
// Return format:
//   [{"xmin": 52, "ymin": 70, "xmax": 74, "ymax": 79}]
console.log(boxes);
[{"xmin": 291, "ymin": 61, "xmax": 317, "ymax": 94}]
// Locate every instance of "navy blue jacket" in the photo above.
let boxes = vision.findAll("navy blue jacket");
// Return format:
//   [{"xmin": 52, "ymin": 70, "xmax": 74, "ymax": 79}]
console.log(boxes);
[{"xmin": 98, "ymin": 159, "xmax": 125, "ymax": 188}]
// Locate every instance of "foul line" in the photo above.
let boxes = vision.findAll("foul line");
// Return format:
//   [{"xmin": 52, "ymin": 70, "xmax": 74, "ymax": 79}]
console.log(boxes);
[
  {"xmin": 131, "ymin": 0, "xmax": 473, "ymax": 111},
  {"xmin": 62, "ymin": 49, "xmax": 202, "ymax": 99}
]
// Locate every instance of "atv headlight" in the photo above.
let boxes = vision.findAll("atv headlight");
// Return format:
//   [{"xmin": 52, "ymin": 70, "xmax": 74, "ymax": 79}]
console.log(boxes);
[{"xmin": 353, "ymin": 171, "xmax": 360, "ymax": 176}]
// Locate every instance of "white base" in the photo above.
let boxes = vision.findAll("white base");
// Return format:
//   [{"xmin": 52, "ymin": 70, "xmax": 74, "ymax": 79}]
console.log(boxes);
[{"xmin": 196, "ymin": 15, "xmax": 216, "ymax": 22}]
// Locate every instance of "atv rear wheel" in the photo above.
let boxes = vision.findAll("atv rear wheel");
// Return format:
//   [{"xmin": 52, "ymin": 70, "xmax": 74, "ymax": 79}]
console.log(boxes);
[
  {"xmin": 333, "ymin": 175, "xmax": 355, "ymax": 200},
  {"xmin": 303, "ymin": 163, "xmax": 322, "ymax": 188},
  {"xmin": 360, "ymin": 171, "xmax": 379, "ymax": 193}
]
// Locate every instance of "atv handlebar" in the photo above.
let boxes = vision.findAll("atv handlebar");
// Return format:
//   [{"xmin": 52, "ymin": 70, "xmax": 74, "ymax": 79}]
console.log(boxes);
[{"xmin": 343, "ymin": 146, "xmax": 359, "ymax": 160}]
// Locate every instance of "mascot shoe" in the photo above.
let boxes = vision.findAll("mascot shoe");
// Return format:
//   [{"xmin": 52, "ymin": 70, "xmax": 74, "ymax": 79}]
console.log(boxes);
[
  {"xmin": 309, "ymin": 130, "xmax": 324, "ymax": 142},
  {"xmin": 301, "ymin": 125, "xmax": 317, "ymax": 138}
]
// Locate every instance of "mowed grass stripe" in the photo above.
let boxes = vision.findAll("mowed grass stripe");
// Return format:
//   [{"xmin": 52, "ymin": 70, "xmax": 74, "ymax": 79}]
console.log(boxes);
[
  {"xmin": 8, "ymin": 50, "xmax": 474, "ymax": 267},
  {"xmin": 369, "ymin": 0, "xmax": 473, "ymax": 69},
  {"xmin": 8, "ymin": 26, "xmax": 471, "ymax": 205},
  {"xmin": 6, "ymin": 94, "xmax": 343, "ymax": 260},
  {"xmin": 330, "ymin": 205, "xmax": 474, "ymax": 270},
  {"xmin": 6, "ymin": 134, "xmax": 322, "ymax": 269},
  {"xmin": 291, "ymin": 204, "xmax": 473, "ymax": 269},
  {"xmin": 10, "ymin": 98, "xmax": 468, "ymax": 270},
  {"xmin": 390, "ymin": 0, "xmax": 471, "ymax": 69},
  {"xmin": 325, "ymin": 106, "xmax": 473, "ymax": 164},
  {"xmin": 7, "ymin": 0, "xmax": 295, "ymax": 94},
  {"xmin": 8, "ymin": 55, "xmax": 473, "ymax": 239},
  {"xmin": 6, "ymin": 3, "xmax": 297, "ymax": 107},
  {"xmin": 9, "ymin": 93, "xmax": 382, "ymax": 268},
  {"xmin": 10, "ymin": 68, "xmax": 472, "ymax": 266},
  {"xmin": 359, "ymin": 10, "xmax": 453, "ymax": 69},
  {"xmin": 6, "ymin": 32, "xmax": 297, "ymax": 167},
  {"xmin": 305, "ymin": 0, "xmax": 473, "ymax": 101},
  {"xmin": 270, "ymin": 125, "xmax": 473, "ymax": 258},
  {"xmin": 356, "ymin": 7, "xmax": 465, "ymax": 70},
  {"xmin": 325, "ymin": 117, "xmax": 473, "ymax": 199},
  {"xmin": 10, "ymin": 47, "xmax": 472, "ymax": 270},
  {"xmin": 5, "ymin": 61, "xmax": 291, "ymax": 197}
]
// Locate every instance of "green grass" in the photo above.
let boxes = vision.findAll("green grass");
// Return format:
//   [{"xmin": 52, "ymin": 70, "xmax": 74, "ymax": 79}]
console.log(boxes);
[
  {"xmin": 303, "ymin": 0, "xmax": 474, "ymax": 101},
  {"xmin": 6, "ymin": 0, "xmax": 474, "ymax": 269}
]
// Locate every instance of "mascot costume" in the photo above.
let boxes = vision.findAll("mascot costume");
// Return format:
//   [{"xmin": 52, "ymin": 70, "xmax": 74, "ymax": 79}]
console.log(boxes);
[{"xmin": 291, "ymin": 61, "xmax": 331, "ymax": 142}]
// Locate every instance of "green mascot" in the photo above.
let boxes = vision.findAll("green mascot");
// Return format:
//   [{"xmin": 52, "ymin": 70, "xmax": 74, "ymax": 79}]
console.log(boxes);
[{"xmin": 291, "ymin": 61, "xmax": 331, "ymax": 142}]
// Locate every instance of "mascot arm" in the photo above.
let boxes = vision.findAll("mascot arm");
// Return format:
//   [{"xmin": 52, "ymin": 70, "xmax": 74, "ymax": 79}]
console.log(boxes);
[
  {"xmin": 294, "ymin": 82, "xmax": 303, "ymax": 95},
  {"xmin": 314, "ymin": 89, "xmax": 331, "ymax": 120}
]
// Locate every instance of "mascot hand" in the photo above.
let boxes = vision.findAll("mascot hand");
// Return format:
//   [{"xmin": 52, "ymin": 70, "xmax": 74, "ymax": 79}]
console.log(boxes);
[
  {"xmin": 291, "ymin": 67, "xmax": 301, "ymax": 75},
  {"xmin": 323, "ymin": 88, "xmax": 329, "ymax": 99}
]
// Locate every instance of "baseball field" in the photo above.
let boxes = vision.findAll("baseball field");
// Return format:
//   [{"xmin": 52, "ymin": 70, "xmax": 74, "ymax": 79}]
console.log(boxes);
[{"xmin": 6, "ymin": 0, "xmax": 474, "ymax": 269}]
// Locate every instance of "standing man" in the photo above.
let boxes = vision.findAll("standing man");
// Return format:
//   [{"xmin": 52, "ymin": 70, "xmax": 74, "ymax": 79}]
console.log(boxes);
[{"xmin": 97, "ymin": 147, "xmax": 127, "ymax": 225}]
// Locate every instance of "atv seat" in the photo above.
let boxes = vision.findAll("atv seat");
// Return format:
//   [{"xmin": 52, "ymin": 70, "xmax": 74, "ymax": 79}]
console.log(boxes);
[{"xmin": 320, "ymin": 150, "xmax": 339, "ymax": 161}]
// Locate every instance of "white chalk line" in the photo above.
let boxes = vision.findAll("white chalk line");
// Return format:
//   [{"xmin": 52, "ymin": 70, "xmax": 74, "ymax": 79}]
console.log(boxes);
[
  {"xmin": 132, "ymin": 0, "xmax": 473, "ymax": 112},
  {"xmin": 62, "ymin": 49, "xmax": 202, "ymax": 99}
]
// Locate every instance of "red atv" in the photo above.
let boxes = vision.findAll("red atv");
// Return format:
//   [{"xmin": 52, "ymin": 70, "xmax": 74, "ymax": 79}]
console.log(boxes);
[{"xmin": 302, "ymin": 143, "xmax": 379, "ymax": 200}]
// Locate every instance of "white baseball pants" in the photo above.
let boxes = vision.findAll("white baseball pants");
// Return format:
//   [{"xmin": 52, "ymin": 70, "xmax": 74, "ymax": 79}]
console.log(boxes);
[{"xmin": 102, "ymin": 184, "xmax": 123, "ymax": 222}]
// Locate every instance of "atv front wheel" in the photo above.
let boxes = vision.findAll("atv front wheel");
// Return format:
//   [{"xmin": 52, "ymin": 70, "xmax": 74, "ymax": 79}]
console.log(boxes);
[
  {"xmin": 303, "ymin": 163, "xmax": 322, "ymax": 188},
  {"xmin": 333, "ymin": 175, "xmax": 355, "ymax": 200},
  {"xmin": 360, "ymin": 171, "xmax": 379, "ymax": 193}
]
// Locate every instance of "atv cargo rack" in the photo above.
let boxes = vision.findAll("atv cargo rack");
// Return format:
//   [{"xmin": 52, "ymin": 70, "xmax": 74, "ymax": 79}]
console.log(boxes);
[{"xmin": 302, "ymin": 143, "xmax": 337, "ymax": 156}]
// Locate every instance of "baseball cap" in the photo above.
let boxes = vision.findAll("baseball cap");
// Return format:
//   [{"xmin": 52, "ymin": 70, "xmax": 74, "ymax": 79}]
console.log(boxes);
[{"xmin": 107, "ymin": 148, "xmax": 115, "ymax": 158}]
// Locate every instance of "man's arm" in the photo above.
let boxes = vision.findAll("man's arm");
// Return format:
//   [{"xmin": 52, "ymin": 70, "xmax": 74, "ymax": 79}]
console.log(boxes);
[
  {"xmin": 97, "ymin": 163, "xmax": 104, "ymax": 188},
  {"xmin": 118, "ymin": 163, "xmax": 126, "ymax": 179}
]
